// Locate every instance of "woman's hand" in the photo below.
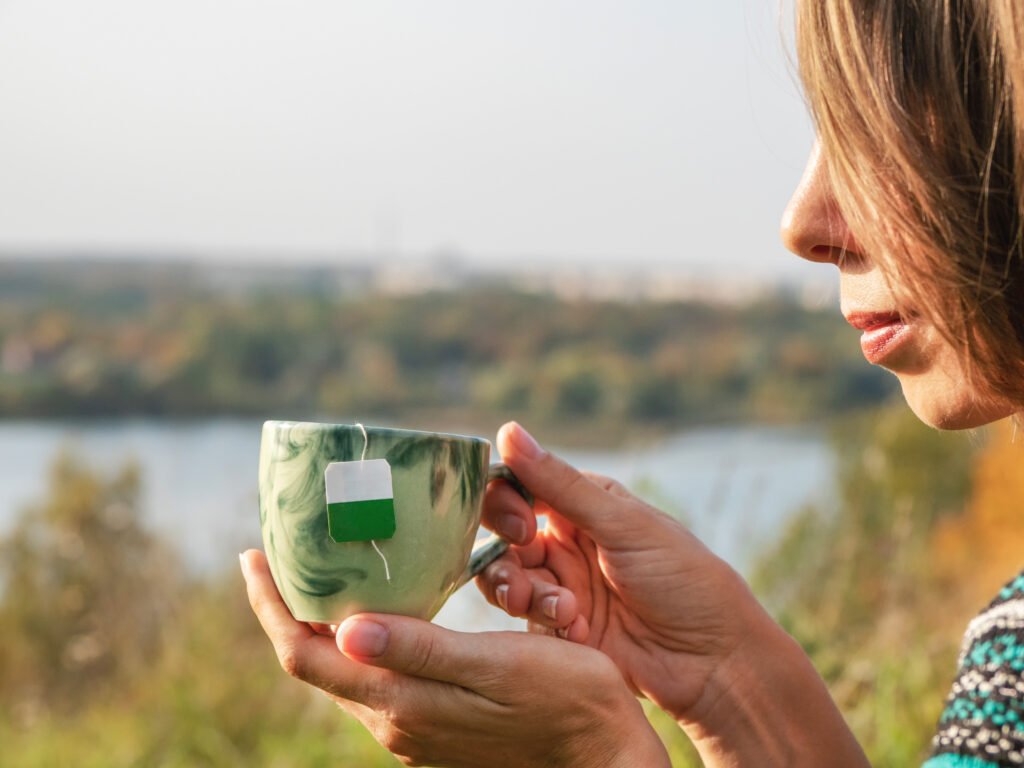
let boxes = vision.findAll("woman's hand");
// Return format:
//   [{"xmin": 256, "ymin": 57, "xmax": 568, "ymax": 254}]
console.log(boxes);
[
  {"xmin": 479, "ymin": 423, "xmax": 869, "ymax": 767},
  {"xmin": 478, "ymin": 422, "xmax": 766, "ymax": 721},
  {"xmin": 240, "ymin": 549, "xmax": 670, "ymax": 768}
]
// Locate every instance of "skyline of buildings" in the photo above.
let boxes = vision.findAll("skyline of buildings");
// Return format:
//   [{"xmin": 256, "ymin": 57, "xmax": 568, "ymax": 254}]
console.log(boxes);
[{"xmin": 0, "ymin": 248, "xmax": 837, "ymax": 308}]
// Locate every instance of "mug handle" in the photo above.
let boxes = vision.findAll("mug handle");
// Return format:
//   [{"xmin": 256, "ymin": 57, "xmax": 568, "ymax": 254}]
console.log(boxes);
[{"xmin": 459, "ymin": 463, "xmax": 534, "ymax": 586}]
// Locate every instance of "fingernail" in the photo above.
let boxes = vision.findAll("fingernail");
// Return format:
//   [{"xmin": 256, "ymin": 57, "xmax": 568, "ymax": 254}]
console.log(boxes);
[
  {"xmin": 498, "ymin": 514, "xmax": 527, "ymax": 544},
  {"xmin": 542, "ymin": 595, "xmax": 558, "ymax": 620},
  {"xmin": 557, "ymin": 626, "xmax": 569, "ymax": 639},
  {"xmin": 496, "ymin": 584, "xmax": 510, "ymax": 612},
  {"xmin": 238, "ymin": 553, "xmax": 249, "ymax": 580},
  {"xmin": 508, "ymin": 422, "xmax": 543, "ymax": 460},
  {"xmin": 339, "ymin": 618, "xmax": 390, "ymax": 658}
]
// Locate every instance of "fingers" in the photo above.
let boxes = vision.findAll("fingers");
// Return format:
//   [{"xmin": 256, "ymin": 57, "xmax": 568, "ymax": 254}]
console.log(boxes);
[
  {"xmin": 240, "ymin": 549, "xmax": 394, "ymax": 708},
  {"xmin": 496, "ymin": 422, "xmax": 643, "ymax": 547},
  {"xmin": 336, "ymin": 613, "xmax": 578, "ymax": 697},
  {"xmin": 474, "ymin": 550, "xmax": 532, "ymax": 616},
  {"xmin": 475, "ymin": 552, "xmax": 580, "ymax": 631},
  {"xmin": 482, "ymin": 479, "xmax": 536, "ymax": 545},
  {"xmin": 241, "ymin": 550, "xmax": 316, "ymax": 661},
  {"xmin": 338, "ymin": 614, "xmax": 503, "ymax": 689},
  {"xmin": 528, "ymin": 614, "xmax": 591, "ymax": 643}
]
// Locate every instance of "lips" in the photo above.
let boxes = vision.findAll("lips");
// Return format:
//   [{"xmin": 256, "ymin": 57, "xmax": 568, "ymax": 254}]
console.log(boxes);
[{"xmin": 845, "ymin": 311, "xmax": 912, "ymax": 364}]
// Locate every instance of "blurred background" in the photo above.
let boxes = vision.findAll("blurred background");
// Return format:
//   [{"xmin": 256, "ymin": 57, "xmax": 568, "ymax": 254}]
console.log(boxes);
[{"xmin": 1, "ymin": 1, "xmax": 1021, "ymax": 766}]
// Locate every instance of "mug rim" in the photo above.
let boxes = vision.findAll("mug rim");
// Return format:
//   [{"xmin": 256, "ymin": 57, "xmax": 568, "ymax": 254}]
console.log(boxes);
[{"xmin": 262, "ymin": 419, "xmax": 491, "ymax": 446}]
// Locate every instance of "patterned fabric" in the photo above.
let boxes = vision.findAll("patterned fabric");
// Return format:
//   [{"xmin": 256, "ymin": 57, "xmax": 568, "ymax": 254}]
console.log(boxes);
[{"xmin": 924, "ymin": 571, "xmax": 1024, "ymax": 767}]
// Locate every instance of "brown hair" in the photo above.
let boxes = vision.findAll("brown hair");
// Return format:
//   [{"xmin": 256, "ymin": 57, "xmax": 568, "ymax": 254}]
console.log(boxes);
[{"xmin": 796, "ymin": 0, "xmax": 1024, "ymax": 407}]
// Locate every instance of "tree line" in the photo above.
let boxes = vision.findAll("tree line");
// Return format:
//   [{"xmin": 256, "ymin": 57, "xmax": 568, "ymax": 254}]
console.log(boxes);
[{"xmin": 0, "ymin": 267, "xmax": 896, "ymax": 431}]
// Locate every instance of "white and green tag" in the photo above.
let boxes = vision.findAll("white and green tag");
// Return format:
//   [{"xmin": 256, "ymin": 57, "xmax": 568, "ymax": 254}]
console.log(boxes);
[{"xmin": 324, "ymin": 459, "xmax": 397, "ymax": 543}]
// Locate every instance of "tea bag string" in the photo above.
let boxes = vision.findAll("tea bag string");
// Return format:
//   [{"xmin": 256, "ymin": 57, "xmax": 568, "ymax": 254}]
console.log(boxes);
[{"xmin": 356, "ymin": 423, "xmax": 391, "ymax": 583}]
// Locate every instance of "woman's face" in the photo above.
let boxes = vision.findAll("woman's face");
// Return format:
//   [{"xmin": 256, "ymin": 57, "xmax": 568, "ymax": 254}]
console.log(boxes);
[{"xmin": 781, "ymin": 142, "xmax": 1015, "ymax": 429}]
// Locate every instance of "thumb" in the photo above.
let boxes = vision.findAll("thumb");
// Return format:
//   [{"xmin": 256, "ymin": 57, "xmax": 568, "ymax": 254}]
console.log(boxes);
[
  {"xmin": 337, "ymin": 613, "xmax": 546, "ymax": 693},
  {"xmin": 496, "ymin": 422, "xmax": 639, "ymax": 547}
]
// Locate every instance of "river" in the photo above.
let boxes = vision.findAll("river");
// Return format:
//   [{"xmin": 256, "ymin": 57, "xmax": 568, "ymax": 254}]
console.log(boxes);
[{"xmin": 0, "ymin": 419, "xmax": 834, "ymax": 632}]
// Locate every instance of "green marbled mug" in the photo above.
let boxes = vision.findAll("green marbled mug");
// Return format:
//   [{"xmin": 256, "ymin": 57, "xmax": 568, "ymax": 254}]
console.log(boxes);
[{"xmin": 258, "ymin": 420, "xmax": 525, "ymax": 623}]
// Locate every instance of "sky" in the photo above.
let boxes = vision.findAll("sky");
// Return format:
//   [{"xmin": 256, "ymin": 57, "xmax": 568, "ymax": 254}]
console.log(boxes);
[{"xmin": 0, "ymin": 1, "xmax": 818, "ymax": 280}]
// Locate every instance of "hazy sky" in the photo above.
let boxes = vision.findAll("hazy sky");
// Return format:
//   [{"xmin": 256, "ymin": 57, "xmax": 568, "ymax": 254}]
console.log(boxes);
[{"xmin": 0, "ymin": 1, "xmax": 817, "ymax": 278}]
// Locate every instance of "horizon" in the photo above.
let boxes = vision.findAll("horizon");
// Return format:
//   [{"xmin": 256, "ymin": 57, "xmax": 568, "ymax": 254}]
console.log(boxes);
[{"xmin": 0, "ymin": 250, "xmax": 839, "ymax": 308}]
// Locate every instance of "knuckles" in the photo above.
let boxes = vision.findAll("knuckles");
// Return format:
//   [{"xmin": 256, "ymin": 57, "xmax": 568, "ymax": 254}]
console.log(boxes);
[
  {"xmin": 377, "ymin": 724, "xmax": 432, "ymax": 767},
  {"xmin": 403, "ymin": 630, "xmax": 440, "ymax": 678},
  {"xmin": 549, "ymin": 470, "xmax": 591, "ymax": 514},
  {"xmin": 602, "ymin": 477, "xmax": 632, "ymax": 499},
  {"xmin": 483, "ymin": 563, "xmax": 513, "ymax": 587},
  {"xmin": 276, "ymin": 643, "xmax": 305, "ymax": 680},
  {"xmin": 588, "ymin": 650, "xmax": 623, "ymax": 688}
]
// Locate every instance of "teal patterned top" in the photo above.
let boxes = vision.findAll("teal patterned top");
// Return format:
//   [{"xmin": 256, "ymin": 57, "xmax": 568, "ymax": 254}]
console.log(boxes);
[{"xmin": 923, "ymin": 570, "xmax": 1024, "ymax": 767}]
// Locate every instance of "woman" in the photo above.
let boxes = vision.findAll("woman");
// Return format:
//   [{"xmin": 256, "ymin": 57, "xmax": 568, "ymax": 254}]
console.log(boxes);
[{"xmin": 240, "ymin": 0, "xmax": 1024, "ymax": 765}]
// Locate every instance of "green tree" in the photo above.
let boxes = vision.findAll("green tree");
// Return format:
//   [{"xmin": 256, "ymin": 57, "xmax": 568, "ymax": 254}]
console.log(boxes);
[
  {"xmin": 0, "ymin": 453, "xmax": 180, "ymax": 722},
  {"xmin": 0, "ymin": 453, "xmax": 398, "ymax": 767},
  {"xmin": 556, "ymin": 369, "xmax": 605, "ymax": 416}
]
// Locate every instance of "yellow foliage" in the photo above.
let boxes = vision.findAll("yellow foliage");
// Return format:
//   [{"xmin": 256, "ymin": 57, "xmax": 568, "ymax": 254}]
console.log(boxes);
[{"xmin": 932, "ymin": 419, "xmax": 1024, "ymax": 613}]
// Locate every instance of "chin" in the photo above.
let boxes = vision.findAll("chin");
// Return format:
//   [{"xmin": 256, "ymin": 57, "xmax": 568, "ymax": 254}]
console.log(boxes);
[{"xmin": 898, "ymin": 373, "xmax": 1015, "ymax": 430}]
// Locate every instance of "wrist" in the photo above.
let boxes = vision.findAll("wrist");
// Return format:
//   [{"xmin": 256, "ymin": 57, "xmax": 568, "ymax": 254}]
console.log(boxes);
[
  {"xmin": 605, "ymin": 707, "xmax": 671, "ymax": 768},
  {"xmin": 581, "ymin": 694, "xmax": 670, "ymax": 768},
  {"xmin": 680, "ymin": 613, "xmax": 868, "ymax": 768}
]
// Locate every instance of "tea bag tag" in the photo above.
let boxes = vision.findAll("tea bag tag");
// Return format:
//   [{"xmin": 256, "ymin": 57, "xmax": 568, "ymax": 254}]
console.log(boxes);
[{"xmin": 325, "ymin": 459, "xmax": 397, "ymax": 543}]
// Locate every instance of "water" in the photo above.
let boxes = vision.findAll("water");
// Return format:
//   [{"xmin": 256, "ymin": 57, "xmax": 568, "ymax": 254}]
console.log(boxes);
[{"xmin": 0, "ymin": 419, "xmax": 834, "ymax": 633}]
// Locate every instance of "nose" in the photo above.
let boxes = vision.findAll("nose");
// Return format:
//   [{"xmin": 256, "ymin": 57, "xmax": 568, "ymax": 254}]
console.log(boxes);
[{"xmin": 780, "ymin": 142, "xmax": 859, "ymax": 265}]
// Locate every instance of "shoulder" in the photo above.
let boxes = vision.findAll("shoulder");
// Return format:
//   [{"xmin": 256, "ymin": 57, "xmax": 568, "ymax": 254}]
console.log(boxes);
[{"xmin": 926, "ymin": 570, "xmax": 1024, "ymax": 767}]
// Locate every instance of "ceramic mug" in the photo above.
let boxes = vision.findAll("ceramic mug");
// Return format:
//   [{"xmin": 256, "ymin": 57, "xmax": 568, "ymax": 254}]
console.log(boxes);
[{"xmin": 258, "ymin": 420, "xmax": 529, "ymax": 623}]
